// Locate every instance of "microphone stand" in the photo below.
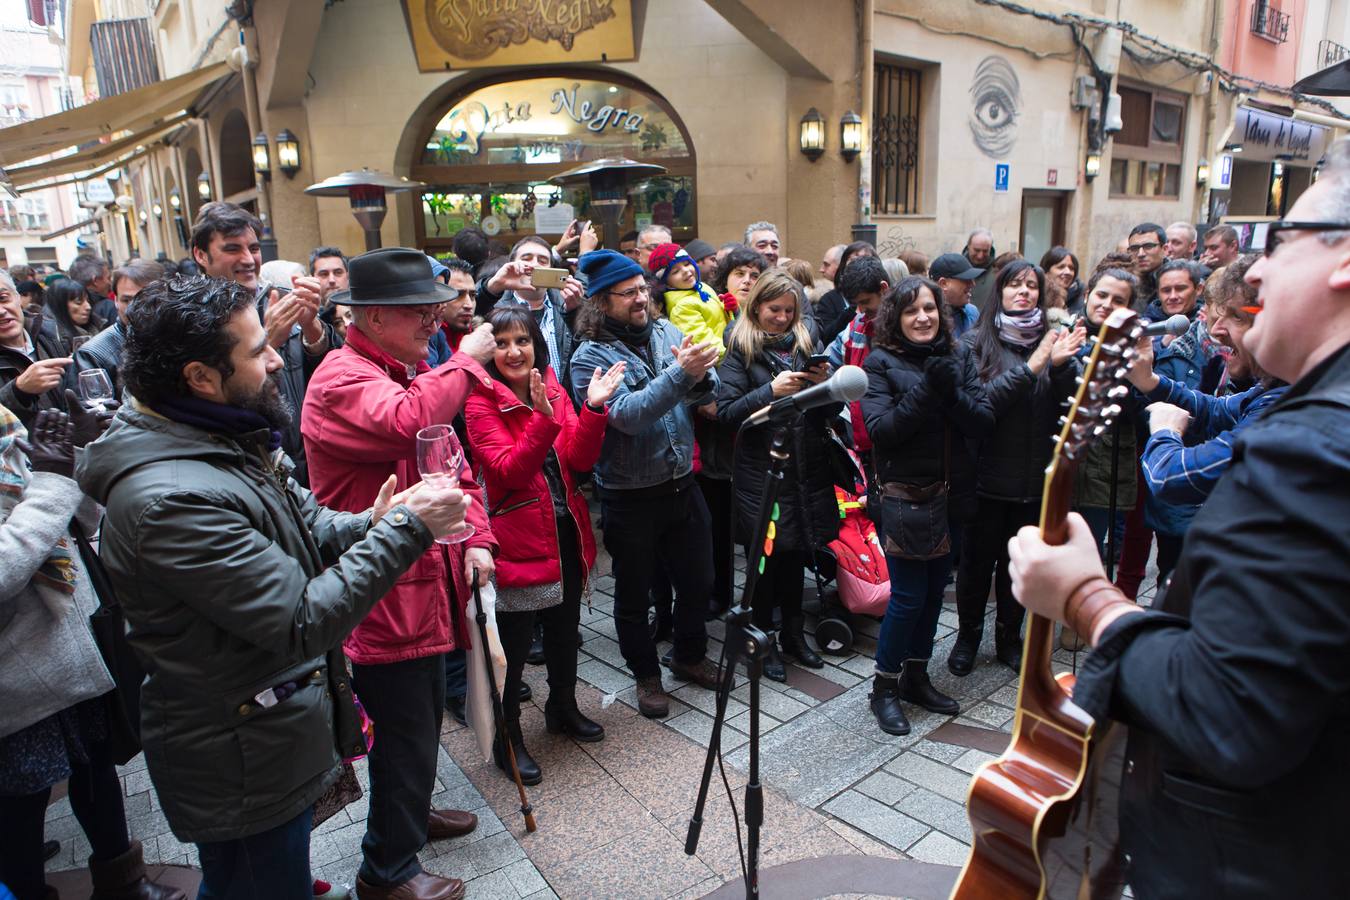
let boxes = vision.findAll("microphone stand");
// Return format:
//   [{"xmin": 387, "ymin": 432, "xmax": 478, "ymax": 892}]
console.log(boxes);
[{"xmin": 686, "ymin": 421, "xmax": 793, "ymax": 898}]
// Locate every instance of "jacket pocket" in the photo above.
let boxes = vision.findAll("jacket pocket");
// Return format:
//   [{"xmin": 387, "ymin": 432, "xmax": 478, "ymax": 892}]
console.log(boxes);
[
  {"xmin": 1160, "ymin": 770, "xmax": 1261, "ymax": 821},
  {"xmin": 230, "ymin": 668, "xmax": 336, "ymax": 812},
  {"xmin": 493, "ymin": 496, "xmax": 541, "ymax": 517}
]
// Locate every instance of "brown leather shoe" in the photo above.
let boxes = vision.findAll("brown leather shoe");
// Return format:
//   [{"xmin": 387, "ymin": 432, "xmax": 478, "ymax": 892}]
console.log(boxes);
[
  {"xmin": 636, "ymin": 675, "xmax": 670, "ymax": 718},
  {"xmin": 355, "ymin": 872, "xmax": 465, "ymax": 900},
  {"xmin": 427, "ymin": 807, "xmax": 478, "ymax": 841},
  {"xmin": 669, "ymin": 656, "xmax": 722, "ymax": 691}
]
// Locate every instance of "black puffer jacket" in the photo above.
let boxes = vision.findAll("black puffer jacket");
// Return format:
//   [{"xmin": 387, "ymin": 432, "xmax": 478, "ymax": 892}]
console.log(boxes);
[
  {"xmin": 0, "ymin": 317, "xmax": 68, "ymax": 428},
  {"xmin": 716, "ymin": 343, "xmax": 840, "ymax": 553},
  {"xmin": 861, "ymin": 343, "xmax": 992, "ymax": 523},
  {"xmin": 963, "ymin": 332, "xmax": 1079, "ymax": 503}
]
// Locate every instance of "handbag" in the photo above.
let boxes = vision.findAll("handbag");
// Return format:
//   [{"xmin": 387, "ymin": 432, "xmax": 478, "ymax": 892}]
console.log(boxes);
[
  {"xmin": 878, "ymin": 427, "xmax": 951, "ymax": 560},
  {"xmin": 70, "ymin": 521, "xmax": 143, "ymax": 766}
]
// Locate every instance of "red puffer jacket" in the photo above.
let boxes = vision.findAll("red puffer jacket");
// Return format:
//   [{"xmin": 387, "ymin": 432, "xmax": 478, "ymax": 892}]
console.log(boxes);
[{"xmin": 465, "ymin": 368, "xmax": 603, "ymax": 588}]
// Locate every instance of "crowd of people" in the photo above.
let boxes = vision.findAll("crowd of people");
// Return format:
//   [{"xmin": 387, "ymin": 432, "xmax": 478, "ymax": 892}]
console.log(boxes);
[{"xmin": 0, "ymin": 143, "xmax": 1339, "ymax": 900}]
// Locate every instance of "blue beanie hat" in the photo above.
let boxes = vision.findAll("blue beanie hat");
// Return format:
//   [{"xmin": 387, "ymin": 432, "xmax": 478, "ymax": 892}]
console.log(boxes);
[
  {"xmin": 577, "ymin": 249, "xmax": 644, "ymax": 297},
  {"xmin": 425, "ymin": 254, "xmax": 450, "ymax": 283}
]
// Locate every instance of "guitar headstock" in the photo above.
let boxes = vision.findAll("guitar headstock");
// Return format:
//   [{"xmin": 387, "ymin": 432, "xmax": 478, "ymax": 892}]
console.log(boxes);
[{"xmin": 1055, "ymin": 308, "xmax": 1141, "ymax": 463}]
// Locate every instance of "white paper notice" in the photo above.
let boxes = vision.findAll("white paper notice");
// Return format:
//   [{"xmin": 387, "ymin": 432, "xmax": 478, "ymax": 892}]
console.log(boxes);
[{"xmin": 534, "ymin": 203, "xmax": 576, "ymax": 235}]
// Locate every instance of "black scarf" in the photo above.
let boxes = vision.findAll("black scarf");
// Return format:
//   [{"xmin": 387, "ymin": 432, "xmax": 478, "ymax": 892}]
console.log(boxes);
[
  {"xmin": 896, "ymin": 331, "xmax": 950, "ymax": 360},
  {"xmin": 600, "ymin": 316, "xmax": 654, "ymax": 349},
  {"xmin": 155, "ymin": 394, "xmax": 282, "ymax": 452}
]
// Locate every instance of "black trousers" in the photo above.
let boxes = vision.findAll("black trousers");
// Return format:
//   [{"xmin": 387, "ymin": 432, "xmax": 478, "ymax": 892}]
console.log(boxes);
[
  {"xmin": 955, "ymin": 496, "xmax": 1039, "ymax": 634},
  {"xmin": 601, "ymin": 482, "xmax": 712, "ymax": 678},
  {"xmin": 351, "ymin": 654, "xmax": 445, "ymax": 887},
  {"xmin": 0, "ymin": 731, "xmax": 130, "ymax": 900},
  {"xmin": 497, "ymin": 521, "xmax": 585, "ymax": 722},
  {"xmin": 698, "ymin": 475, "xmax": 736, "ymax": 615},
  {"xmin": 745, "ymin": 547, "xmax": 807, "ymax": 633}
]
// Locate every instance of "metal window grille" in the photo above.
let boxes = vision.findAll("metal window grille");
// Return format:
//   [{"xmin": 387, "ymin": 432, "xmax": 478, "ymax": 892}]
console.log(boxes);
[
  {"xmin": 872, "ymin": 62, "xmax": 921, "ymax": 215},
  {"xmin": 1320, "ymin": 39, "xmax": 1350, "ymax": 67},
  {"xmin": 1251, "ymin": 1, "xmax": 1290, "ymax": 44}
]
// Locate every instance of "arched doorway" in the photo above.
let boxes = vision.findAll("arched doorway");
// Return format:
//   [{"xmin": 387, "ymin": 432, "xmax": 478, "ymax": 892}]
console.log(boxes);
[
  {"xmin": 183, "ymin": 147, "xmax": 205, "ymax": 221},
  {"xmin": 410, "ymin": 70, "xmax": 697, "ymax": 254},
  {"xmin": 218, "ymin": 109, "xmax": 256, "ymax": 210},
  {"xmin": 163, "ymin": 167, "xmax": 187, "ymax": 253}
]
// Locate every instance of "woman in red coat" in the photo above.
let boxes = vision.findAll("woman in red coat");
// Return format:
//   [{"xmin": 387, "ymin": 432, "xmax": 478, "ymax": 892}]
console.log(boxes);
[{"xmin": 465, "ymin": 307, "xmax": 625, "ymax": 784}]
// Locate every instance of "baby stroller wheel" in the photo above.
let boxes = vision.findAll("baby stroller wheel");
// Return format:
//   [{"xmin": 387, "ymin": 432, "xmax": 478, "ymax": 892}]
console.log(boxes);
[{"xmin": 814, "ymin": 617, "xmax": 853, "ymax": 656}]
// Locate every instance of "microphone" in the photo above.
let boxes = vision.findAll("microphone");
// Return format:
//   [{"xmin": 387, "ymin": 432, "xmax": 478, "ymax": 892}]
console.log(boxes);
[
  {"xmin": 746, "ymin": 364, "xmax": 868, "ymax": 426},
  {"xmin": 1142, "ymin": 314, "xmax": 1190, "ymax": 337}
]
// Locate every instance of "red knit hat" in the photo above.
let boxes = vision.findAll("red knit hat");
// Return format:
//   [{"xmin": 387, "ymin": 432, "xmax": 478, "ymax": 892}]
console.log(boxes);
[{"xmin": 647, "ymin": 242, "xmax": 692, "ymax": 281}]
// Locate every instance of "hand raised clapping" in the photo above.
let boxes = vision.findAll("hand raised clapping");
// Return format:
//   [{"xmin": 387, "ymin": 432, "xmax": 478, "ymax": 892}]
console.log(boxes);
[{"xmin": 586, "ymin": 361, "xmax": 626, "ymax": 408}]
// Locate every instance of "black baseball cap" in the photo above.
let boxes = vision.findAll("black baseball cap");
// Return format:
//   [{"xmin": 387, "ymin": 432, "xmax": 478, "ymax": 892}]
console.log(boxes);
[{"xmin": 930, "ymin": 252, "xmax": 985, "ymax": 281}]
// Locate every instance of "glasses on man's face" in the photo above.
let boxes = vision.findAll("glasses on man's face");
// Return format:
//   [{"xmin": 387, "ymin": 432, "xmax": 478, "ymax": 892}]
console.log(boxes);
[
  {"xmin": 1129, "ymin": 241, "xmax": 1161, "ymax": 254},
  {"xmin": 1261, "ymin": 220, "xmax": 1350, "ymax": 257},
  {"xmin": 609, "ymin": 283, "xmax": 651, "ymax": 302}
]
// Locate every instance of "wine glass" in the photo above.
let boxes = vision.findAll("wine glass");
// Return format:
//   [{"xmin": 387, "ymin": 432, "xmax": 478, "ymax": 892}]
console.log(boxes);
[
  {"xmin": 415, "ymin": 424, "xmax": 474, "ymax": 545},
  {"xmin": 78, "ymin": 369, "xmax": 115, "ymax": 412}
]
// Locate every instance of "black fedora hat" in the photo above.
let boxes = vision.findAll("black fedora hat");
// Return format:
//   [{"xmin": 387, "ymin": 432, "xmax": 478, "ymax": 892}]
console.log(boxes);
[{"xmin": 328, "ymin": 247, "xmax": 459, "ymax": 306}]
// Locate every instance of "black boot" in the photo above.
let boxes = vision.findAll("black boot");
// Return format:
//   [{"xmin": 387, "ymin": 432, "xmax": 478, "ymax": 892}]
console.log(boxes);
[
  {"xmin": 995, "ymin": 622, "xmax": 1023, "ymax": 672},
  {"xmin": 947, "ymin": 627, "xmax": 982, "ymax": 676},
  {"xmin": 779, "ymin": 618, "xmax": 824, "ymax": 668},
  {"xmin": 868, "ymin": 674, "xmax": 911, "ymax": 735},
  {"xmin": 493, "ymin": 720, "xmax": 541, "ymax": 785},
  {"xmin": 898, "ymin": 660, "xmax": 960, "ymax": 715},
  {"xmin": 762, "ymin": 634, "xmax": 787, "ymax": 683},
  {"xmin": 526, "ymin": 623, "xmax": 545, "ymax": 665},
  {"xmin": 545, "ymin": 701, "xmax": 605, "ymax": 742},
  {"xmin": 89, "ymin": 838, "xmax": 186, "ymax": 900}
]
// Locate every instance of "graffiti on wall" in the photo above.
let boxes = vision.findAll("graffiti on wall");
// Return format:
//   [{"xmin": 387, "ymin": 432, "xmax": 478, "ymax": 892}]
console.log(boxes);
[
  {"xmin": 876, "ymin": 224, "xmax": 918, "ymax": 259},
  {"xmin": 968, "ymin": 56, "xmax": 1021, "ymax": 159}
]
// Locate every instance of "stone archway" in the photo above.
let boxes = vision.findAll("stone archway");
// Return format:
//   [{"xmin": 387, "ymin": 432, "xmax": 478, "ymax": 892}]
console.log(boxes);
[
  {"xmin": 183, "ymin": 147, "xmax": 204, "ymax": 221},
  {"xmin": 217, "ymin": 108, "xmax": 255, "ymax": 202}
]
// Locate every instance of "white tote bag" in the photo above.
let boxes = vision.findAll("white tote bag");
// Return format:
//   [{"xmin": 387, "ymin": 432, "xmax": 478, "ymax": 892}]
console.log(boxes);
[{"xmin": 465, "ymin": 579, "xmax": 508, "ymax": 762}]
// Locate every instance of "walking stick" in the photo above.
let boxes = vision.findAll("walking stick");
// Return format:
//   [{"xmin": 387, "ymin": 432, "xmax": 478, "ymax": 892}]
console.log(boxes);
[{"xmin": 466, "ymin": 562, "xmax": 536, "ymax": 833}]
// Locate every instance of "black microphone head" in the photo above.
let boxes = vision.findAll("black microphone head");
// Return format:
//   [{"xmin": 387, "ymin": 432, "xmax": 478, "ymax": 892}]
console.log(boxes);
[{"xmin": 830, "ymin": 365, "xmax": 869, "ymax": 403}]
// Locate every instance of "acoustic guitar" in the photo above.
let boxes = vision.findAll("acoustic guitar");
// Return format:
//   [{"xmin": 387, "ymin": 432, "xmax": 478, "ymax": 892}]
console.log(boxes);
[{"xmin": 951, "ymin": 307, "xmax": 1142, "ymax": 900}]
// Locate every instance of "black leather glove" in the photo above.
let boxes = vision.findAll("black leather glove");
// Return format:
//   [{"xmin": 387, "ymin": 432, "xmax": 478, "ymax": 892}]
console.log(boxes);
[
  {"xmin": 924, "ymin": 355, "xmax": 960, "ymax": 400},
  {"xmin": 64, "ymin": 389, "xmax": 118, "ymax": 448},
  {"xmin": 17, "ymin": 410, "xmax": 75, "ymax": 477}
]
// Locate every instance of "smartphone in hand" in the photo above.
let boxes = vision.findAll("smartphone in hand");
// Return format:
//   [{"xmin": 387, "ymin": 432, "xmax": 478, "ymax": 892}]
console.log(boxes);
[{"xmin": 530, "ymin": 267, "xmax": 570, "ymax": 289}]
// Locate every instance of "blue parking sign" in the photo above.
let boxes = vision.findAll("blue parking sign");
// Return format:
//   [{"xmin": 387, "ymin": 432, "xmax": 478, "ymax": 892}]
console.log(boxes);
[{"xmin": 995, "ymin": 164, "xmax": 1010, "ymax": 193}]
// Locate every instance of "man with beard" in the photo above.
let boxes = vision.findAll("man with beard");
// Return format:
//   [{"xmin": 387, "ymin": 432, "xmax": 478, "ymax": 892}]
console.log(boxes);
[
  {"xmin": 191, "ymin": 202, "xmax": 336, "ymax": 485},
  {"xmin": 1127, "ymin": 222, "xmax": 1169, "ymax": 304},
  {"xmin": 78, "ymin": 274, "xmax": 473, "ymax": 896},
  {"xmin": 303, "ymin": 249, "xmax": 498, "ymax": 900}
]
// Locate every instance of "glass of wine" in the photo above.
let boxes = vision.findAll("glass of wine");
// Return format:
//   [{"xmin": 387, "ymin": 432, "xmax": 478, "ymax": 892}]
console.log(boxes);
[
  {"xmin": 78, "ymin": 369, "xmax": 115, "ymax": 412},
  {"xmin": 415, "ymin": 424, "xmax": 473, "ymax": 545}
]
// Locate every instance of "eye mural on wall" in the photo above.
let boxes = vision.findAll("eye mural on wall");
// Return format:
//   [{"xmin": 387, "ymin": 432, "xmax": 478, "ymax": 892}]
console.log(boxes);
[{"xmin": 968, "ymin": 56, "xmax": 1022, "ymax": 159}]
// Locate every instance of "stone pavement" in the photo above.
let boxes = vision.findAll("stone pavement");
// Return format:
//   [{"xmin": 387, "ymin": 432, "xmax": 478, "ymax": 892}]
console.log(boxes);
[{"xmin": 45, "ymin": 543, "xmax": 1156, "ymax": 898}]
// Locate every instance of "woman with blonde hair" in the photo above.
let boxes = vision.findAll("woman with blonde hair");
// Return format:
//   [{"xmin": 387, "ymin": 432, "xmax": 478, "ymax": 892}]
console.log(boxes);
[{"xmin": 715, "ymin": 270, "xmax": 835, "ymax": 679}]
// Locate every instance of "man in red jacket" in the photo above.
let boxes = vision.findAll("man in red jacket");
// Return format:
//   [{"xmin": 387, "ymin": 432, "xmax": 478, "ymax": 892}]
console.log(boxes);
[{"xmin": 303, "ymin": 248, "xmax": 498, "ymax": 900}]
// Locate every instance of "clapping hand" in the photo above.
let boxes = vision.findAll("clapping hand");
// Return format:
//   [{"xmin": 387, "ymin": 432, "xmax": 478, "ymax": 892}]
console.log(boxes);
[
  {"xmin": 923, "ymin": 355, "xmax": 960, "ymax": 400},
  {"xmin": 529, "ymin": 369, "xmax": 554, "ymax": 419},
  {"xmin": 264, "ymin": 292, "xmax": 303, "ymax": 348},
  {"xmin": 1050, "ymin": 324, "xmax": 1087, "ymax": 367},
  {"xmin": 18, "ymin": 409, "xmax": 75, "ymax": 477},
  {"xmin": 672, "ymin": 336, "xmax": 718, "ymax": 381},
  {"xmin": 585, "ymin": 361, "xmax": 625, "ymax": 408}
]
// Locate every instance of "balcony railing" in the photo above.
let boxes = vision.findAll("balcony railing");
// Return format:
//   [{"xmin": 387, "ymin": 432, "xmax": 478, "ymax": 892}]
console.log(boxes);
[
  {"xmin": 1251, "ymin": 1, "xmax": 1290, "ymax": 44},
  {"xmin": 1320, "ymin": 39, "xmax": 1350, "ymax": 68}
]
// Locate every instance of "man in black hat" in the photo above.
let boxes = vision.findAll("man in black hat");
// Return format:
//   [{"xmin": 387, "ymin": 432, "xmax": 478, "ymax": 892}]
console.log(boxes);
[
  {"xmin": 929, "ymin": 252, "xmax": 984, "ymax": 339},
  {"xmin": 303, "ymin": 248, "xmax": 498, "ymax": 900}
]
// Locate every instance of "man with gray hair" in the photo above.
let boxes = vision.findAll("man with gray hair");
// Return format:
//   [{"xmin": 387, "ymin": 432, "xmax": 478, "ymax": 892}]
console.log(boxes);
[
  {"xmin": 70, "ymin": 259, "xmax": 164, "ymax": 394},
  {"xmin": 1166, "ymin": 221, "xmax": 1198, "ymax": 260},
  {"xmin": 963, "ymin": 227, "xmax": 996, "ymax": 309},
  {"xmin": 744, "ymin": 221, "xmax": 781, "ymax": 266},
  {"xmin": 636, "ymin": 224, "xmax": 672, "ymax": 271},
  {"xmin": 67, "ymin": 253, "xmax": 117, "ymax": 324}
]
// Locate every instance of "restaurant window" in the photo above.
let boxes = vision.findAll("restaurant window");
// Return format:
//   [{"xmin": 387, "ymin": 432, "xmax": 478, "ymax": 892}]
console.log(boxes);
[
  {"xmin": 412, "ymin": 74, "xmax": 696, "ymax": 251},
  {"xmin": 872, "ymin": 61, "xmax": 922, "ymax": 215},
  {"xmin": 1109, "ymin": 84, "xmax": 1186, "ymax": 199}
]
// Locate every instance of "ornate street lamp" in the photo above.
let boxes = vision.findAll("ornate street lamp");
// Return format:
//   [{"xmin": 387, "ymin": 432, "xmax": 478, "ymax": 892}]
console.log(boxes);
[
  {"xmin": 799, "ymin": 108, "xmax": 825, "ymax": 162},
  {"xmin": 840, "ymin": 110, "xmax": 863, "ymax": 163},
  {"xmin": 276, "ymin": 129, "xmax": 300, "ymax": 178}
]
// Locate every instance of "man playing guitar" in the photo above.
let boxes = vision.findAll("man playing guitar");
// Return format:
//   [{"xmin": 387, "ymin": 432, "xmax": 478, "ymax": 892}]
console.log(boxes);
[{"xmin": 1007, "ymin": 142, "xmax": 1350, "ymax": 898}]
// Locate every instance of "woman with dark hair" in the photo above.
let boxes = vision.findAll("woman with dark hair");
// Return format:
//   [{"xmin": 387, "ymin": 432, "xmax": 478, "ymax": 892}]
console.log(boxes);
[
  {"xmin": 862, "ymin": 276, "xmax": 992, "ymax": 733},
  {"xmin": 44, "ymin": 279, "xmax": 105, "ymax": 355},
  {"xmin": 816, "ymin": 241, "xmax": 880, "ymax": 343},
  {"xmin": 711, "ymin": 245, "xmax": 767, "ymax": 315},
  {"xmin": 715, "ymin": 271, "xmax": 833, "ymax": 680},
  {"xmin": 1039, "ymin": 246, "xmax": 1083, "ymax": 315},
  {"xmin": 949, "ymin": 260, "xmax": 1085, "ymax": 676},
  {"xmin": 464, "ymin": 306, "xmax": 625, "ymax": 784}
]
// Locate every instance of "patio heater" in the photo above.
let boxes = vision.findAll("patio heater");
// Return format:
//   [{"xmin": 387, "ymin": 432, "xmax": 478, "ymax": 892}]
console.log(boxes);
[
  {"xmin": 304, "ymin": 168, "xmax": 426, "ymax": 251},
  {"xmin": 549, "ymin": 157, "xmax": 666, "ymax": 251}
]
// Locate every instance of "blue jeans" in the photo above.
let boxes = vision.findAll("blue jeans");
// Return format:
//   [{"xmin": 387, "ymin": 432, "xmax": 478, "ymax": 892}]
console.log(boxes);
[
  {"xmin": 196, "ymin": 806, "xmax": 313, "ymax": 899},
  {"xmin": 444, "ymin": 649, "xmax": 466, "ymax": 701},
  {"xmin": 875, "ymin": 553, "xmax": 952, "ymax": 676},
  {"xmin": 1079, "ymin": 508, "xmax": 1126, "ymax": 565}
]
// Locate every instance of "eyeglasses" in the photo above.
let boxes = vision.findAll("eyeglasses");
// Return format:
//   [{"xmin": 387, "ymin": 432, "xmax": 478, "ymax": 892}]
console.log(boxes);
[
  {"xmin": 1128, "ymin": 241, "xmax": 1161, "ymax": 253},
  {"xmin": 608, "ymin": 284, "xmax": 651, "ymax": 302},
  {"xmin": 1260, "ymin": 220, "xmax": 1350, "ymax": 257}
]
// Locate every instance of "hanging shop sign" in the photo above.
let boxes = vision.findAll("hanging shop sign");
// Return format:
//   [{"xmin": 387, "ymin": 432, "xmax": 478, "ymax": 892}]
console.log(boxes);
[
  {"xmin": 401, "ymin": 0, "xmax": 637, "ymax": 71},
  {"xmin": 1232, "ymin": 106, "xmax": 1330, "ymax": 164}
]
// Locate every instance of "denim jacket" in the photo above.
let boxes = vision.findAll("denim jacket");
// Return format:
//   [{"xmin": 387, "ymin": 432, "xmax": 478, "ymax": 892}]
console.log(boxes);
[{"xmin": 569, "ymin": 319, "xmax": 717, "ymax": 491}]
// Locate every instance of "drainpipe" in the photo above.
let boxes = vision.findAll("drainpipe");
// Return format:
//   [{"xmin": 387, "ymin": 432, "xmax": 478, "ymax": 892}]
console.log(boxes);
[
  {"xmin": 233, "ymin": 25, "xmax": 277, "ymax": 261},
  {"xmin": 853, "ymin": 0, "xmax": 875, "ymax": 245},
  {"xmin": 1199, "ymin": 0, "xmax": 1225, "ymax": 223}
]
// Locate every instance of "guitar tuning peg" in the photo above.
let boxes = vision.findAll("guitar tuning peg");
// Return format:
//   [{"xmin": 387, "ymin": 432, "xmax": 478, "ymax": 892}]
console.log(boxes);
[
  {"xmin": 1109, "ymin": 385, "xmax": 1130, "ymax": 399},
  {"xmin": 1058, "ymin": 415, "xmax": 1069, "ymax": 426}
]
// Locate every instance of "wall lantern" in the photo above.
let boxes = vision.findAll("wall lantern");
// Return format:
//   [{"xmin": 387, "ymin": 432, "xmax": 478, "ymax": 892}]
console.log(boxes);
[
  {"xmin": 1196, "ymin": 159, "xmax": 1210, "ymax": 186},
  {"xmin": 197, "ymin": 172, "xmax": 212, "ymax": 200},
  {"xmin": 152, "ymin": 200, "xmax": 163, "ymax": 219},
  {"xmin": 169, "ymin": 189, "xmax": 182, "ymax": 211},
  {"xmin": 252, "ymin": 131, "xmax": 271, "ymax": 179},
  {"xmin": 1085, "ymin": 151, "xmax": 1102, "ymax": 181},
  {"xmin": 840, "ymin": 110, "xmax": 863, "ymax": 163},
  {"xmin": 138, "ymin": 209, "xmax": 149, "ymax": 226},
  {"xmin": 275, "ymin": 128, "xmax": 300, "ymax": 178},
  {"xmin": 799, "ymin": 108, "xmax": 825, "ymax": 162}
]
